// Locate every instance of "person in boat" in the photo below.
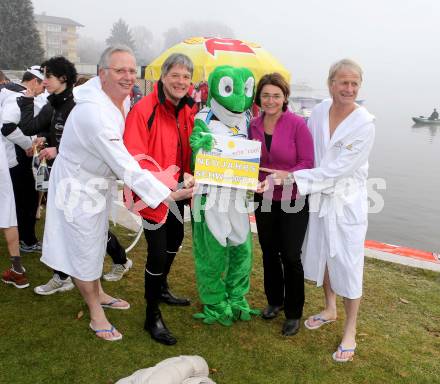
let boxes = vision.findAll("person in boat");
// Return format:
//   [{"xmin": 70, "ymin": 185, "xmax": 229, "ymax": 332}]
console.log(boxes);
[
  {"xmin": 261, "ymin": 58, "xmax": 375, "ymax": 363},
  {"xmin": 428, "ymin": 108, "xmax": 438, "ymax": 120}
]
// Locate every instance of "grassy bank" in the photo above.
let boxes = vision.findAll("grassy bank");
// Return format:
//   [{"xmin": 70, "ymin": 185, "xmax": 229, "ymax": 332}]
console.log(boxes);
[{"xmin": 0, "ymin": 220, "xmax": 439, "ymax": 383}]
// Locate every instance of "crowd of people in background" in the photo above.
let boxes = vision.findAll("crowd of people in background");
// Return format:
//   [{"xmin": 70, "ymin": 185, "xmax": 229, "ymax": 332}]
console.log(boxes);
[{"xmin": 0, "ymin": 47, "xmax": 375, "ymax": 363}]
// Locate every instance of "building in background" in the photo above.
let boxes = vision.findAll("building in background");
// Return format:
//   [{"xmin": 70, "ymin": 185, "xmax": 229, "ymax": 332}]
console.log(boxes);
[{"xmin": 34, "ymin": 13, "xmax": 83, "ymax": 63}]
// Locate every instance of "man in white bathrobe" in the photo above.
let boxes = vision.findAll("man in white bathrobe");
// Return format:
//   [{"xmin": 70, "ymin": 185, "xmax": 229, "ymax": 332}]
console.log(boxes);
[
  {"xmin": 41, "ymin": 45, "xmax": 192, "ymax": 341},
  {"xmin": 262, "ymin": 59, "xmax": 375, "ymax": 362}
]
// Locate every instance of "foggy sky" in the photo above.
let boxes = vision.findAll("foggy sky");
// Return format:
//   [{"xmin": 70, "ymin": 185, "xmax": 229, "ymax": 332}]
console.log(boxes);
[{"xmin": 33, "ymin": 0, "xmax": 440, "ymax": 100}]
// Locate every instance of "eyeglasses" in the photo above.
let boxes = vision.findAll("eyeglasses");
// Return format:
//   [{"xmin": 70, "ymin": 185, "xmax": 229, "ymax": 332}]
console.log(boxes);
[
  {"xmin": 105, "ymin": 67, "xmax": 137, "ymax": 76},
  {"xmin": 261, "ymin": 94, "xmax": 284, "ymax": 101}
]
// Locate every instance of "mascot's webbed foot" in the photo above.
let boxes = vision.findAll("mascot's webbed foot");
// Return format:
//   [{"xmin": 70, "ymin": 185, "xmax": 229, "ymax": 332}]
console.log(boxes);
[
  {"xmin": 230, "ymin": 297, "xmax": 261, "ymax": 322},
  {"xmin": 193, "ymin": 302, "xmax": 233, "ymax": 327}
]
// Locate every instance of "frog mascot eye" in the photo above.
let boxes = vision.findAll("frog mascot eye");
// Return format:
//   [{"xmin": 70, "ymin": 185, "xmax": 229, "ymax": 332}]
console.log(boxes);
[
  {"xmin": 244, "ymin": 77, "xmax": 254, "ymax": 98},
  {"xmin": 240, "ymin": 68, "xmax": 255, "ymax": 111},
  {"xmin": 218, "ymin": 76, "xmax": 234, "ymax": 97}
]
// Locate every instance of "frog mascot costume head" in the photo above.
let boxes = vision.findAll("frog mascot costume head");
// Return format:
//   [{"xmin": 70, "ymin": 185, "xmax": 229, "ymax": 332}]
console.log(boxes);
[{"xmin": 190, "ymin": 66, "xmax": 260, "ymax": 326}]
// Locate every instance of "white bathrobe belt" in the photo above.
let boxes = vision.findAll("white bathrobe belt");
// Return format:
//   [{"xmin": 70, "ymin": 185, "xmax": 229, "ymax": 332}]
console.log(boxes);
[
  {"xmin": 316, "ymin": 194, "xmax": 338, "ymax": 258},
  {"xmin": 310, "ymin": 192, "xmax": 342, "ymax": 259},
  {"xmin": 312, "ymin": 177, "xmax": 366, "ymax": 259}
]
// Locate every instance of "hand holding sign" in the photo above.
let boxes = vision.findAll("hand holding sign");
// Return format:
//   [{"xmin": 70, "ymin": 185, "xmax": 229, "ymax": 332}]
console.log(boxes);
[{"xmin": 259, "ymin": 167, "xmax": 295, "ymax": 186}]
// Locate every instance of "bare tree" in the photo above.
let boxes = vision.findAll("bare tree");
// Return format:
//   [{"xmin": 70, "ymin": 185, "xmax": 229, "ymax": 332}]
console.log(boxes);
[
  {"xmin": 162, "ymin": 21, "xmax": 235, "ymax": 51},
  {"xmin": 162, "ymin": 27, "xmax": 182, "ymax": 52},
  {"xmin": 132, "ymin": 26, "xmax": 156, "ymax": 66},
  {"xmin": 181, "ymin": 21, "xmax": 235, "ymax": 40},
  {"xmin": 106, "ymin": 18, "xmax": 136, "ymax": 53},
  {"xmin": 77, "ymin": 36, "xmax": 105, "ymax": 64}
]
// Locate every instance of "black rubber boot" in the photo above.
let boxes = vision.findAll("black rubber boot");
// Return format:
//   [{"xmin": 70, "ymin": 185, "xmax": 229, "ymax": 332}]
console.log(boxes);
[
  {"xmin": 160, "ymin": 281, "xmax": 191, "ymax": 306},
  {"xmin": 160, "ymin": 251, "xmax": 190, "ymax": 306},
  {"xmin": 282, "ymin": 318, "xmax": 301, "ymax": 336},
  {"xmin": 262, "ymin": 304, "xmax": 283, "ymax": 320},
  {"xmin": 144, "ymin": 304, "xmax": 177, "ymax": 345}
]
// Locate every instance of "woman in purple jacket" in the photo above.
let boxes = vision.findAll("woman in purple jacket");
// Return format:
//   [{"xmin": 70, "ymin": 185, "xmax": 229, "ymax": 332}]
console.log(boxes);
[{"xmin": 250, "ymin": 73, "xmax": 314, "ymax": 336}]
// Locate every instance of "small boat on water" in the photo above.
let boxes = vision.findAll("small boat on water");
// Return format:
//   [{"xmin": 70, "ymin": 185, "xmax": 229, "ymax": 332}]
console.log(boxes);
[{"xmin": 412, "ymin": 116, "xmax": 440, "ymax": 124}]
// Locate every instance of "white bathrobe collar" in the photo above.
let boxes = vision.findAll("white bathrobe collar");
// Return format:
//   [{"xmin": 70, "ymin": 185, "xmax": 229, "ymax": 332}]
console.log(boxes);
[
  {"xmin": 73, "ymin": 76, "xmax": 130, "ymax": 117},
  {"xmin": 325, "ymin": 99, "xmax": 375, "ymax": 148}
]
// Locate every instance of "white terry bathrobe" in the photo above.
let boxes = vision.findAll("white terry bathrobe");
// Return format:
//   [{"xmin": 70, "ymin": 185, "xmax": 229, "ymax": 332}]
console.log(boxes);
[
  {"xmin": 0, "ymin": 87, "xmax": 46, "ymax": 228},
  {"xmin": 0, "ymin": 138, "xmax": 16, "ymax": 228},
  {"xmin": 0, "ymin": 87, "xmax": 32, "ymax": 168},
  {"xmin": 294, "ymin": 99, "xmax": 375, "ymax": 299},
  {"xmin": 41, "ymin": 77, "xmax": 170, "ymax": 281}
]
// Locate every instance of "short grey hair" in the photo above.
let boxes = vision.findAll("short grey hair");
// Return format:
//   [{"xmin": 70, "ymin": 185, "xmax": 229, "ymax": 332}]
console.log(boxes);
[
  {"xmin": 327, "ymin": 58, "xmax": 363, "ymax": 88},
  {"xmin": 98, "ymin": 45, "xmax": 135, "ymax": 69},
  {"xmin": 160, "ymin": 53, "xmax": 194, "ymax": 78}
]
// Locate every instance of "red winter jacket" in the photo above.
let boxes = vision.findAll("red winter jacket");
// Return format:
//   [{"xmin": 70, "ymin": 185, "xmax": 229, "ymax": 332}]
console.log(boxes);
[{"xmin": 124, "ymin": 81, "xmax": 196, "ymax": 223}]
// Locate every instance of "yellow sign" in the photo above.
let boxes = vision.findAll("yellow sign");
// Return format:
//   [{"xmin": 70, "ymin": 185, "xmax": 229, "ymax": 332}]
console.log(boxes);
[{"xmin": 194, "ymin": 135, "xmax": 261, "ymax": 190}]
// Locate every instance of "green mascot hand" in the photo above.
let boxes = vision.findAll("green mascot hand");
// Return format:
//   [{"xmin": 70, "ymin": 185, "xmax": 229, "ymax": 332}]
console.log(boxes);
[
  {"xmin": 190, "ymin": 119, "xmax": 213, "ymax": 152},
  {"xmin": 190, "ymin": 119, "xmax": 213, "ymax": 171}
]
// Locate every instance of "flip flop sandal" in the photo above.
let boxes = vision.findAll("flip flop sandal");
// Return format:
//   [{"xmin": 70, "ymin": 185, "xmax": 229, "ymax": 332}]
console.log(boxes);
[
  {"xmin": 101, "ymin": 298, "xmax": 130, "ymax": 310},
  {"xmin": 332, "ymin": 344, "xmax": 356, "ymax": 362},
  {"xmin": 304, "ymin": 315, "xmax": 336, "ymax": 330},
  {"xmin": 89, "ymin": 322, "xmax": 123, "ymax": 341}
]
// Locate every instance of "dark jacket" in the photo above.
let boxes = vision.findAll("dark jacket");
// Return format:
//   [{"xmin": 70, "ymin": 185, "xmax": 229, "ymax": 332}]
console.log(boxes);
[{"xmin": 17, "ymin": 87, "xmax": 75, "ymax": 149}]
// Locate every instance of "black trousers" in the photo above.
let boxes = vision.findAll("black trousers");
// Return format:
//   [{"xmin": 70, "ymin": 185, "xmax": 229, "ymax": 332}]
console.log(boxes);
[
  {"xmin": 9, "ymin": 161, "xmax": 39, "ymax": 246},
  {"xmin": 254, "ymin": 194, "xmax": 309, "ymax": 319},
  {"xmin": 142, "ymin": 201, "xmax": 185, "ymax": 303},
  {"xmin": 55, "ymin": 230, "xmax": 127, "ymax": 279},
  {"xmin": 106, "ymin": 230, "xmax": 127, "ymax": 265}
]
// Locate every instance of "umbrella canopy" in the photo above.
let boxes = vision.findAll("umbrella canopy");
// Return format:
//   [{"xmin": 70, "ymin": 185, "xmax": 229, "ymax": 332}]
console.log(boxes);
[{"xmin": 145, "ymin": 37, "xmax": 291, "ymax": 84}]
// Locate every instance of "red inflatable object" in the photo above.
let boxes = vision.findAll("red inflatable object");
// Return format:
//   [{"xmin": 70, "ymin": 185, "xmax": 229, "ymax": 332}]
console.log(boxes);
[{"xmin": 365, "ymin": 240, "xmax": 439, "ymax": 263}]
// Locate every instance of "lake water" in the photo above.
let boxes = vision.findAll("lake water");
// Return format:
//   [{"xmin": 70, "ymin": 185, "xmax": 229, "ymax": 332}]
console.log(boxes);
[
  {"xmin": 294, "ymin": 86, "xmax": 440, "ymax": 253},
  {"xmin": 366, "ymin": 89, "xmax": 440, "ymax": 253}
]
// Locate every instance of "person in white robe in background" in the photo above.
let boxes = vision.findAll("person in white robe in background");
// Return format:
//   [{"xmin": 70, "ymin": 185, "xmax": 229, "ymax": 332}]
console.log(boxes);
[
  {"xmin": 0, "ymin": 136, "xmax": 29, "ymax": 287},
  {"xmin": 41, "ymin": 45, "xmax": 192, "ymax": 341},
  {"xmin": 0, "ymin": 67, "xmax": 46, "ymax": 288},
  {"xmin": 261, "ymin": 59, "xmax": 375, "ymax": 362}
]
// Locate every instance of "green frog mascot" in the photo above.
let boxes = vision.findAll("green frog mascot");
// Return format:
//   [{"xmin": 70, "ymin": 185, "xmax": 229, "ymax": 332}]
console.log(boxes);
[{"xmin": 190, "ymin": 65, "xmax": 260, "ymax": 326}]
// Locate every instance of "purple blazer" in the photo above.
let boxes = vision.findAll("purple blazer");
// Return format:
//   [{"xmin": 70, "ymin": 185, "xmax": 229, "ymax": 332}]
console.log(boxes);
[{"xmin": 249, "ymin": 110, "xmax": 314, "ymax": 201}]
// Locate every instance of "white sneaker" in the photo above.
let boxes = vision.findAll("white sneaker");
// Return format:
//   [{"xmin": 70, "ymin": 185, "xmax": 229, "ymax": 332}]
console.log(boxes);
[
  {"xmin": 103, "ymin": 258, "xmax": 133, "ymax": 282},
  {"xmin": 34, "ymin": 274, "xmax": 75, "ymax": 295}
]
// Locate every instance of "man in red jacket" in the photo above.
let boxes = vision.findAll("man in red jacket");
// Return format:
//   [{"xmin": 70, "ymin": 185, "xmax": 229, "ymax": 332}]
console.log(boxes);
[{"xmin": 124, "ymin": 53, "xmax": 195, "ymax": 345}]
